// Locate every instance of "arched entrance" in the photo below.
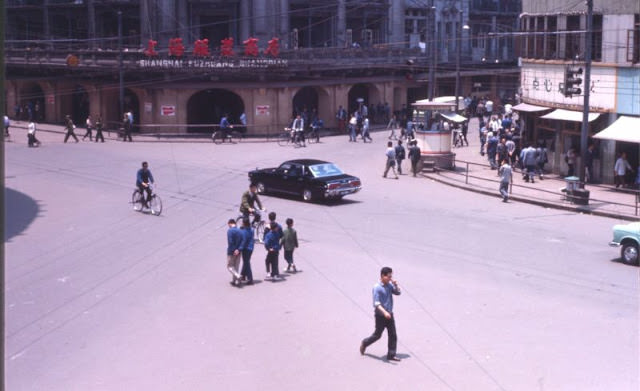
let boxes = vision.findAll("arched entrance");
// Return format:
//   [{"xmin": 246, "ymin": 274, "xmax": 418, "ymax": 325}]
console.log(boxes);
[
  {"xmin": 123, "ymin": 88, "xmax": 140, "ymax": 130},
  {"xmin": 71, "ymin": 85, "xmax": 90, "ymax": 126},
  {"xmin": 187, "ymin": 89, "xmax": 245, "ymax": 133},
  {"xmin": 19, "ymin": 83, "xmax": 45, "ymax": 122},
  {"xmin": 348, "ymin": 84, "xmax": 370, "ymax": 116},
  {"xmin": 292, "ymin": 87, "xmax": 319, "ymax": 117}
]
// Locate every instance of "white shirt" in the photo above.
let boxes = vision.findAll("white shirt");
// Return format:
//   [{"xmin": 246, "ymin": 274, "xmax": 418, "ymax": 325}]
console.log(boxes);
[
  {"xmin": 615, "ymin": 157, "xmax": 632, "ymax": 175},
  {"xmin": 28, "ymin": 122, "xmax": 36, "ymax": 134}
]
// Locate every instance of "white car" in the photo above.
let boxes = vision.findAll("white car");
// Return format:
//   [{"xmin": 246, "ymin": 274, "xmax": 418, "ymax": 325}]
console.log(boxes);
[{"xmin": 609, "ymin": 222, "xmax": 640, "ymax": 265}]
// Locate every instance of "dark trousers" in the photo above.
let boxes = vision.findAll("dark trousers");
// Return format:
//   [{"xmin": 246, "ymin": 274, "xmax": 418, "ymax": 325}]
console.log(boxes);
[
  {"xmin": 83, "ymin": 128, "xmax": 93, "ymax": 141},
  {"xmin": 137, "ymin": 184, "xmax": 152, "ymax": 203},
  {"xmin": 241, "ymin": 250, "xmax": 253, "ymax": 282},
  {"xmin": 95, "ymin": 129, "xmax": 105, "ymax": 142},
  {"xmin": 266, "ymin": 250, "xmax": 279, "ymax": 277},
  {"xmin": 123, "ymin": 129, "xmax": 132, "ymax": 142},
  {"xmin": 362, "ymin": 312, "xmax": 397, "ymax": 358},
  {"xmin": 64, "ymin": 130, "xmax": 78, "ymax": 143},
  {"xmin": 411, "ymin": 159, "xmax": 419, "ymax": 177}
]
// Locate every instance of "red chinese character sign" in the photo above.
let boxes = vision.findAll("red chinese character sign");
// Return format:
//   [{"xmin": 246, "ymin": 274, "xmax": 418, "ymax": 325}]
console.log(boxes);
[
  {"xmin": 243, "ymin": 37, "xmax": 259, "ymax": 57},
  {"xmin": 168, "ymin": 38, "xmax": 185, "ymax": 57},
  {"xmin": 264, "ymin": 38, "xmax": 279, "ymax": 57},
  {"xmin": 220, "ymin": 37, "xmax": 234, "ymax": 56},
  {"xmin": 193, "ymin": 39, "xmax": 210, "ymax": 57},
  {"xmin": 144, "ymin": 39, "xmax": 158, "ymax": 57}
]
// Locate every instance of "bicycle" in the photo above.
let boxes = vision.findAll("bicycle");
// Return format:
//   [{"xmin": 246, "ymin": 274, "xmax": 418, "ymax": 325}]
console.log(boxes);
[
  {"xmin": 277, "ymin": 128, "xmax": 305, "ymax": 147},
  {"xmin": 212, "ymin": 128, "xmax": 242, "ymax": 144},
  {"xmin": 306, "ymin": 126, "xmax": 320, "ymax": 144},
  {"xmin": 236, "ymin": 209, "xmax": 266, "ymax": 243},
  {"xmin": 132, "ymin": 184, "xmax": 163, "ymax": 216}
]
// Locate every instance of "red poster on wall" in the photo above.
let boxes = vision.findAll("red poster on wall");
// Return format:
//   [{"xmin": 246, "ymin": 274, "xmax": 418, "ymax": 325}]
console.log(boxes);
[{"xmin": 161, "ymin": 106, "xmax": 176, "ymax": 116}]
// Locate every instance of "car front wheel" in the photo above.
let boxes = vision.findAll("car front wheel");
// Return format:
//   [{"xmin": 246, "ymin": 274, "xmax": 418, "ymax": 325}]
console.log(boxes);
[
  {"xmin": 621, "ymin": 242, "xmax": 639, "ymax": 265},
  {"xmin": 255, "ymin": 182, "xmax": 266, "ymax": 194},
  {"xmin": 302, "ymin": 188, "xmax": 313, "ymax": 202}
]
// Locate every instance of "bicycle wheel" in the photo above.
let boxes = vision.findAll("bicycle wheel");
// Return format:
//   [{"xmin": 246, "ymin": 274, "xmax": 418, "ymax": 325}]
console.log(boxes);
[
  {"xmin": 149, "ymin": 194, "xmax": 163, "ymax": 216},
  {"xmin": 132, "ymin": 190, "xmax": 144, "ymax": 211},
  {"xmin": 255, "ymin": 221, "xmax": 265, "ymax": 243},
  {"xmin": 230, "ymin": 130, "xmax": 242, "ymax": 144},
  {"xmin": 277, "ymin": 132, "xmax": 290, "ymax": 146},
  {"xmin": 212, "ymin": 132, "xmax": 223, "ymax": 145}
]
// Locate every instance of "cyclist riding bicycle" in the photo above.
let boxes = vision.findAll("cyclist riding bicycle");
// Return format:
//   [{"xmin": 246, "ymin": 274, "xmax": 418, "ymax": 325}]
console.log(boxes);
[
  {"xmin": 220, "ymin": 114, "xmax": 232, "ymax": 139},
  {"xmin": 136, "ymin": 161, "xmax": 155, "ymax": 208},
  {"xmin": 291, "ymin": 114, "xmax": 306, "ymax": 147},
  {"xmin": 239, "ymin": 183, "xmax": 263, "ymax": 225}
]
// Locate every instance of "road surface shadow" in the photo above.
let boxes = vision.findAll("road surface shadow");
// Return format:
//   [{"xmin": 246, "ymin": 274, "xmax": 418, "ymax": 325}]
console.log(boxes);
[
  {"xmin": 609, "ymin": 257, "xmax": 639, "ymax": 268},
  {"xmin": 5, "ymin": 187, "xmax": 41, "ymax": 242}
]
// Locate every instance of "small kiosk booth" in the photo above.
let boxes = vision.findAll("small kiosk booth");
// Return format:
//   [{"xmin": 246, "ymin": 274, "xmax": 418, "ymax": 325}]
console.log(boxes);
[{"xmin": 411, "ymin": 99, "xmax": 467, "ymax": 170}]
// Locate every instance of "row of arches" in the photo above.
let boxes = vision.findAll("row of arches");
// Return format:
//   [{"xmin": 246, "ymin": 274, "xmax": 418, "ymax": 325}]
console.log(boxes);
[{"xmin": 10, "ymin": 82, "xmax": 386, "ymax": 132}]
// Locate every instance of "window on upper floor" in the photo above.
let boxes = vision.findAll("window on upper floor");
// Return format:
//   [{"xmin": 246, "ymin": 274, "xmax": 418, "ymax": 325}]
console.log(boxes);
[
  {"xmin": 628, "ymin": 14, "xmax": 640, "ymax": 63},
  {"xmin": 565, "ymin": 15, "xmax": 582, "ymax": 60},
  {"xmin": 591, "ymin": 14, "xmax": 602, "ymax": 62}
]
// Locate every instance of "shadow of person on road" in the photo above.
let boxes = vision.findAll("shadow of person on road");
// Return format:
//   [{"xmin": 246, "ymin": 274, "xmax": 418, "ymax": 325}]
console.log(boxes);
[{"xmin": 5, "ymin": 187, "xmax": 41, "ymax": 242}]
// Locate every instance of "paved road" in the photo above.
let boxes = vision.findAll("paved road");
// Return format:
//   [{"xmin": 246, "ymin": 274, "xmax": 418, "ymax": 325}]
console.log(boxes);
[{"xmin": 5, "ymin": 131, "xmax": 639, "ymax": 390}]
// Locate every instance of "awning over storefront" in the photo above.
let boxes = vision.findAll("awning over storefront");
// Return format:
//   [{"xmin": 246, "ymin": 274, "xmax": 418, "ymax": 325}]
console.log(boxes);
[
  {"xmin": 540, "ymin": 109, "xmax": 600, "ymax": 122},
  {"xmin": 440, "ymin": 111, "xmax": 468, "ymax": 123},
  {"xmin": 593, "ymin": 116, "xmax": 640, "ymax": 143},
  {"xmin": 512, "ymin": 103, "xmax": 551, "ymax": 112}
]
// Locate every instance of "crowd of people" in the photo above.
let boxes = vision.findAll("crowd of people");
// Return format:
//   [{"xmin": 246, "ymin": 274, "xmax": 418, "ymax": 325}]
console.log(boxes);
[{"xmin": 227, "ymin": 183, "xmax": 300, "ymax": 286}]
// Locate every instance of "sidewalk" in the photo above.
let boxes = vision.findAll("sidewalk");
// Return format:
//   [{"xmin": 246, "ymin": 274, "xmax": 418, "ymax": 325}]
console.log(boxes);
[
  {"xmin": 8, "ymin": 119, "xmax": 639, "ymax": 221},
  {"xmin": 420, "ymin": 119, "xmax": 640, "ymax": 221}
]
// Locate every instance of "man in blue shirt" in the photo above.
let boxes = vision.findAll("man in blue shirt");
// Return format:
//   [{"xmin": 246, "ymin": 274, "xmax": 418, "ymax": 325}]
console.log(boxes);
[
  {"xmin": 136, "ymin": 161, "xmax": 155, "ymax": 208},
  {"xmin": 263, "ymin": 222, "xmax": 282, "ymax": 280},
  {"xmin": 227, "ymin": 219, "xmax": 243, "ymax": 286},
  {"xmin": 360, "ymin": 266, "xmax": 402, "ymax": 361}
]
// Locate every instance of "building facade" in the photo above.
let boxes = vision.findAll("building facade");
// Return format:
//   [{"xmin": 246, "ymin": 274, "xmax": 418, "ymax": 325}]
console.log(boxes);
[
  {"xmin": 5, "ymin": 0, "xmax": 520, "ymax": 135},
  {"xmin": 518, "ymin": 0, "xmax": 640, "ymax": 183}
]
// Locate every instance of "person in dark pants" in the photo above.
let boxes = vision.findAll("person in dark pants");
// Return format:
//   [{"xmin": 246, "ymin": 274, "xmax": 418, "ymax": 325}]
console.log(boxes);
[
  {"xmin": 226, "ymin": 219, "xmax": 243, "ymax": 286},
  {"xmin": 264, "ymin": 222, "xmax": 282, "ymax": 280},
  {"xmin": 239, "ymin": 218, "xmax": 255, "ymax": 285},
  {"xmin": 94, "ymin": 115, "xmax": 105, "ymax": 142},
  {"xmin": 63, "ymin": 115, "xmax": 79, "ymax": 143},
  {"xmin": 82, "ymin": 115, "xmax": 93, "ymax": 141},
  {"xmin": 360, "ymin": 266, "xmax": 402, "ymax": 361},
  {"xmin": 407, "ymin": 140, "xmax": 421, "ymax": 177},
  {"xmin": 136, "ymin": 161, "xmax": 155, "ymax": 208},
  {"xmin": 395, "ymin": 140, "xmax": 406, "ymax": 175},
  {"xmin": 122, "ymin": 114, "xmax": 133, "ymax": 142}
]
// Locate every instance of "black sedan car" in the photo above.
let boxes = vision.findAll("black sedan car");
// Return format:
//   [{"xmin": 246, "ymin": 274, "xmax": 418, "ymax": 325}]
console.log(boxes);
[{"xmin": 248, "ymin": 159, "xmax": 362, "ymax": 202}]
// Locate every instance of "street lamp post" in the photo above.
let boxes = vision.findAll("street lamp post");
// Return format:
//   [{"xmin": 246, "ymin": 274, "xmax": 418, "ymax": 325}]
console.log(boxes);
[
  {"xmin": 427, "ymin": 3, "xmax": 436, "ymax": 101},
  {"xmin": 455, "ymin": 8, "xmax": 469, "ymax": 113}
]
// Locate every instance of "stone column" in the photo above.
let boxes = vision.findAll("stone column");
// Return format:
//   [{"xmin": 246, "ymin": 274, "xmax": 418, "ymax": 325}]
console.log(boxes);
[
  {"xmin": 139, "ymin": 0, "xmax": 152, "ymax": 43},
  {"xmin": 253, "ymin": 0, "xmax": 267, "ymax": 43},
  {"xmin": 87, "ymin": 0, "xmax": 96, "ymax": 49},
  {"xmin": 159, "ymin": 0, "xmax": 176, "ymax": 45},
  {"xmin": 337, "ymin": 0, "xmax": 346, "ymax": 48},
  {"xmin": 280, "ymin": 0, "xmax": 290, "ymax": 48},
  {"xmin": 389, "ymin": 0, "xmax": 405, "ymax": 47},
  {"xmin": 240, "ymin": 0, "xmax": 251, "ymax": 40}
]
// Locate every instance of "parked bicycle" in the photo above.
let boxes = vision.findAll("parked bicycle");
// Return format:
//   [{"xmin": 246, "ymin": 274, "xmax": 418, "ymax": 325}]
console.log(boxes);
[
  {"xmin": 132, "ymin": 184, "xmax": 163, "ymax": 216},
  {"xmin": 306, "ymin": 126, "xmax": 320, "ymax": 144},
  {"xmin": 236, "ymin": 209, "xmax": 266, "ymax": 243},
  {"xmin": 212, "ymin": 128, "xmax": 242, "ymax": 144}
]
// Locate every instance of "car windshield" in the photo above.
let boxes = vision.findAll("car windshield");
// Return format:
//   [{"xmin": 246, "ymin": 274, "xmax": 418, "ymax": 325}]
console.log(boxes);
[{"xmin": 308, "ymin": 163, "xmax": 343, "ymax": 178}]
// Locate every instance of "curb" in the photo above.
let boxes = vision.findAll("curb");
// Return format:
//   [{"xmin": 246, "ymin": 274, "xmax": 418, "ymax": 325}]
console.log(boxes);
[{"xmin": 422, "ymin": 172, "xmax": 637, "ymax": 222}]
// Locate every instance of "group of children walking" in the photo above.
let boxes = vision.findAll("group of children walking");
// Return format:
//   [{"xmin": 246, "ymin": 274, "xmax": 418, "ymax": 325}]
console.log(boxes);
[{"xmin": 226, "ymin": 211, "xmax": 299, "ymax": 286}]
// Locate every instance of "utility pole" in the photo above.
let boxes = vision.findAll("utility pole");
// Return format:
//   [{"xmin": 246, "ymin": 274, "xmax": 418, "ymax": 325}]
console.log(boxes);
[
  {"xmin": 455, "ymin": 7, "xmax": 462, "ymax": 112},
  {"xmin": 118, "ymin": 10, "xmax": 124, "ymax": 121},
  {"xmin": 427, "ymin": 2, "xmax": 436, "ymax": 100},
  {"xmin": 579, "ymin": 0, "xmax": 593, "ymax": 186}
]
